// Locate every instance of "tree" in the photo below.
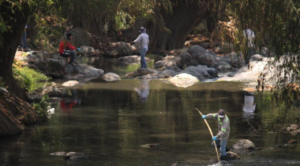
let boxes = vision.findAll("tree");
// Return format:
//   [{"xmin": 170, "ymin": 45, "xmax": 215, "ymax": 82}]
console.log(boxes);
[{"xmin": 0, "ymin": 1, "xmax": 36, "ymax": 100}]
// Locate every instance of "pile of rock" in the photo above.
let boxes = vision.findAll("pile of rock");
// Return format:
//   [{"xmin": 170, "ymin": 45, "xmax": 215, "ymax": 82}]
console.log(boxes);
[{"xmin": 284, "ymin": 124, "xmax": 300, "ymax": 136}]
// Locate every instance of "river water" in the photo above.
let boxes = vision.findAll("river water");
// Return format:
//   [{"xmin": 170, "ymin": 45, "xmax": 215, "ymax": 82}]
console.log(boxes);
[{"xmin": 1, "ymin": 58, "xmax": 300, "ymax": 166}]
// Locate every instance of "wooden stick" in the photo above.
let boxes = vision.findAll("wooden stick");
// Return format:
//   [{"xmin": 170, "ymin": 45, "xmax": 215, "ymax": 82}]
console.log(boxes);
[{"xmin": 195, "ymin": 108, "xmax": 220, "ymax": 162}]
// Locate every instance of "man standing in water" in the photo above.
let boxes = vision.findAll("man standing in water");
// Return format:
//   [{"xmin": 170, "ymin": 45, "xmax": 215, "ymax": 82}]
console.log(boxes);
[
  {"xmin": 132, "ymin": 27, "xmax": 149, "ymax": 68},
  {"xmin": 202, "ymin": 109, "xmax": 230, "ymax": 160}
]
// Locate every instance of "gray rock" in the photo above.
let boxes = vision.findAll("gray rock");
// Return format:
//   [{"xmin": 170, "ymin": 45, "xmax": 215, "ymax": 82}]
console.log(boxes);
[
  {"xmin": 181, "ymin": 65, "xmax": 218, "ymax": 81},
  {"xmin": 216, "ymin": 61, "xmax": 232, "ymax": 71},
  {"xmin": 159, "ymin": 70, "xmax": 177, "ymax": 78},
  {"xmin": 154, "ymin": 55, "xmax": 180, "ymax": 69},
  {"xmin": 74, "ymin": 64, "xmax": 104, "ymax": 77},
  {"xmin": 118, "ymin": 55, "xmax": 151, "ymax": 64},
  {"xmin": 79, "ymin": 46, "xmax": 95, "ymax": 54},
  {"xmin": 102, "ymin": 72, "xmax": 121, "ymax": 82},
  {"xmin": 233, "ymin": 139, "xmax": 255, "ymax": 150},
  {"xmin": 104, "ymin": 42, "xmax": 138, "ymax": 57},
  {"xmin": 41, "ymin": 86, "xmax": 62, "ymax": 97},
  {"xmin": 250, "ymin": 54, "xmax": 263, "ymax": 62},
  {"xmin": 126, "ymin": 68, "xmax": 155, "ymax": 78}
]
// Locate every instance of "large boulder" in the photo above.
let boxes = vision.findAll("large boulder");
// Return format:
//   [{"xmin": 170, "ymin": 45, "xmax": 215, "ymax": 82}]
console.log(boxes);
[
  {"xmin": 103, "ymin": 42, "xmax": 138, "ymax": 57},
  {"xmin": 72, "ymin": 64, "xmax": 104, "ymax": 77},
  {"xmin": 154, "ymin": 55, "xmax": 181, "ymax": 69},
  {"xmin": 186, "ymin": 45, "xmax": 216, "ymax": 67},
  {"xmin": 168, "ymin": 73, "xmax": 199, "ymax": 88},
  {"xmin": 102, "ymin": 72, "xmax": 121, "ymax": 82},
  {"xmin": 232, "ymin": 139, "xmax": 255, "ymax": 150},
  {"xmin": 181, "ymin": 65, "xmax": 218, "ymax": 81},
  {"xmin": 0, "ymin": 89, "xmax": 37, "ymax": 136}
]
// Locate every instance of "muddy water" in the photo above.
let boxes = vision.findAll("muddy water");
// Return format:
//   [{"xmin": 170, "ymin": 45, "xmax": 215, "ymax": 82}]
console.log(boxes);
[{"xmin": 1, "ymin": 58, "xmax": 300, "ymax": 165}]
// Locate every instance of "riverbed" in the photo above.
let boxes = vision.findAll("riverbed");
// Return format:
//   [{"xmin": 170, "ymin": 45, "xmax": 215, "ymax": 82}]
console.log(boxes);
[{"xmin": 0, "ymin": 57, "xmax": 300, "ymax": 166}]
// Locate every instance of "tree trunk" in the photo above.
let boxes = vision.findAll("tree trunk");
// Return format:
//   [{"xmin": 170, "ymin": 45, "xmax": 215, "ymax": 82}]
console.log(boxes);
[
  {"xmin": 0, "ymin": 1, "xmax": 33, "ymax": 100},
  {"xmin": 148, "ymin": 1, "xmax": 213, "ymax": 51}
]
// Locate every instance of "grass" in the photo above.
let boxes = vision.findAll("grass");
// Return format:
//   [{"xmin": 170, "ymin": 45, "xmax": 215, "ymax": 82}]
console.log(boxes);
[{"xmin": 13, "ymin": 61, "xmax": 50, "ymax": 92}]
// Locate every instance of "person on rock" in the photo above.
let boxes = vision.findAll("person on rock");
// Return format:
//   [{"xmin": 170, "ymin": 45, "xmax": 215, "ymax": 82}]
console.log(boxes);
[
  {"xmin": 243, "ymin": 27, "xmax": 256, "ymax": 64},
  {"xmin": 202, "ymin": 109, "xmax": 230, "ymax": 160},
  {"xmin": 59, "ymin": 32, "xmax": 76, "ymax": 66},
  {"xmin": 132, "ymin": 27, "xmax": 149, "ymax": 68}
]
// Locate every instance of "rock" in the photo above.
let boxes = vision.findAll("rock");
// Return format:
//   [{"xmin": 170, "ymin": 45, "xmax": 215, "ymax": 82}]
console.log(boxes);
[
  {"xmin": 154, "ymin": 55, "xmax": 180, "ymax": 69},
  {"xmin": 223, "ymin": 151, "xmax": 241, "ymax": 160},
  {"xmin": 169, "ymin": 73, "xmax": 199, "ymax": 88},
  {"xmin": 182, "ymin": 65, "xmax": 218, "ymax": 81},
  {"xmin": 207, "ymin": 68, "xmax": 218, "ymax": 77},
  {"xmin": 74, "ymin": 64, "xmax": 104, "ymax": 77},
  {"xmin": 41, "ymin": 86, "xmax": 62, "ymax": 97},
  {"xmin": 104, "ymin": 42, "xmax": 138, "ymax": 57},
  {"xmin": 32, "ymin": 51, "xmax": 104, "ymax": 79},
  {"xmin": 216, "ymin": 61, "xmax": 232, "ymax": 71},
  {"xmin": 232, "ymin": 139, "xmax": 255, "ymax": 150},
  {"xmin": 118, "ymin": 55, "xmax": 151, "ymax": 64},
  {"xmin": 0, "ymin": 89, "xmax": 37, "ymax": 136},
  {"xmin": 62, "ymin": 80, "xmax": 80, "ymax": 87},
  {"xmin": 290, "ymin": 124, "xmax": 298, "ymax": 130},
  {"xmin": 102, "ymin": 72, "xmax": 121, "ymax": 82},
  {"xmin": 159, "ymin": 70, "xmax": 177, "ymax": 78},
  {"xmin": 28, "ymin": 93, "xmax": 43, "ymax": 102},
  {"xmin": 125, "ymin": 68, "xmax": 155, "ymax": 78},
  {"xmin": 79, "ymin": 46, "xmax": 95, "ymax": 54},
  {"xmin": 186, "ymin": 45, "xmax": 216, "ymax": 67}
]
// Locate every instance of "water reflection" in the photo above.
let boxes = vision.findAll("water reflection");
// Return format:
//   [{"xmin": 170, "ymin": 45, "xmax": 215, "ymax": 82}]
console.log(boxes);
[
  {"xmin": 134, "ymin": 79, "xmax": 150, "ymax": 103},
  {"xmin": 243, "ymin": 92, "xmax": 256, "ymax": 120},
  {"xmin": 60, "ymin": 89, "xmax": 78, "ymax": 113}
]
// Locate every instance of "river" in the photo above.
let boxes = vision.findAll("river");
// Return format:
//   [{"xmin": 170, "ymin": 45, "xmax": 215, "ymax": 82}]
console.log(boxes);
[{"xmin": 0, "ymin": 57, "xmax": 300, "ymax": 166}]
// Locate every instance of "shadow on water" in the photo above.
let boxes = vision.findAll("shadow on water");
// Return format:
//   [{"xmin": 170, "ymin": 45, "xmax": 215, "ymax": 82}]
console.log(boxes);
[{"xmin": 0, "ymin": 79, "xmax": 300, "ymax": 166}]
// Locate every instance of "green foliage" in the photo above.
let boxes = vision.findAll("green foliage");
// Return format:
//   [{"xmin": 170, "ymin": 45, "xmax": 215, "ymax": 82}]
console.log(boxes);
[
  {"xmin": 33, "ymin": 94, "xmax": 49, "ymax": 117},
  {"xmin": 13, "ymin": 62, "xmax": 49, "ymax": 92},
  {"xmin": 221, "ymin": 0, "xmax": 300, "ymax": 55}
]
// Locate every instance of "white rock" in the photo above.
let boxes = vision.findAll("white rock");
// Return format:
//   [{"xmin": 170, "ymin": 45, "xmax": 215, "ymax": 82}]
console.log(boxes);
[
  {"xmin": 169, "ymin": 73, "xmax": 199, "ymax": 88},
  {"xmin": 62, "ymin": 80, "xmax": 80, "ymax": 87}
]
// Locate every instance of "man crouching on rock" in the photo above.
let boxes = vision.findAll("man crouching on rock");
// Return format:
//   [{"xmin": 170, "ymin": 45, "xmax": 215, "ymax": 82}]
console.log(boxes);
[
  {"xmin": 59, "ymin": 32, "xmax": 76, "ymax": 66},
  {"xmin": 202, "ymin": 109, "xmax": 230, "ymax": 160}
]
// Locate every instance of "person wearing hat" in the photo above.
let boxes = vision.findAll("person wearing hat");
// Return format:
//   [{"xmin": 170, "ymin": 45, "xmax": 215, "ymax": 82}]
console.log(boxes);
[
  {"xmin": 202, "ymin": 109, "xmax": 230, "ymax": 160},
  {"xmin": 132, "ymin": 27, "xmax": 149, "ymax": 68},
  {"xmin": 59, "ymin": 32, "xmax": 76, "ymax": 65}
]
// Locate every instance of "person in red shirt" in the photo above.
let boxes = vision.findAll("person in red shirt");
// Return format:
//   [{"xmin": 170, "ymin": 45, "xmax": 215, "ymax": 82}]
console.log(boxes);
[{"xmin": 59, "ymin": 32, "xmax": 76, "ymax": 65}]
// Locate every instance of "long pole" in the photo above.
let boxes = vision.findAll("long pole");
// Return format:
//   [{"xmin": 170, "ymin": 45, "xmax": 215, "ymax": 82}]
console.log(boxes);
[{"xmin": 195, "ymin": 108, "xmax": 220, "ymax": 162}]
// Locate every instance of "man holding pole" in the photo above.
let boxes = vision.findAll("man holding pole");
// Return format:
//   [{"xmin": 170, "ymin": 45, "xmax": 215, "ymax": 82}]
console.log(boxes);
[{"xmin": 202, "ymin": 109, "xmax": 230, "ymax": 160}]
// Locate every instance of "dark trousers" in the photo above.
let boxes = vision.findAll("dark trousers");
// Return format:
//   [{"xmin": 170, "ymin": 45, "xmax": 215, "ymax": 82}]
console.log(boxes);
[
  {"xmin": 245, "ymin": 48, "xmax": 255, "ymax": 64},
  {"xmin": 19, "ymin": 31, "xmax": 27, "ymax": 49},
  {"xmin": 60, "ymin": 50, "xmax": 76, "ymax": 63}
]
